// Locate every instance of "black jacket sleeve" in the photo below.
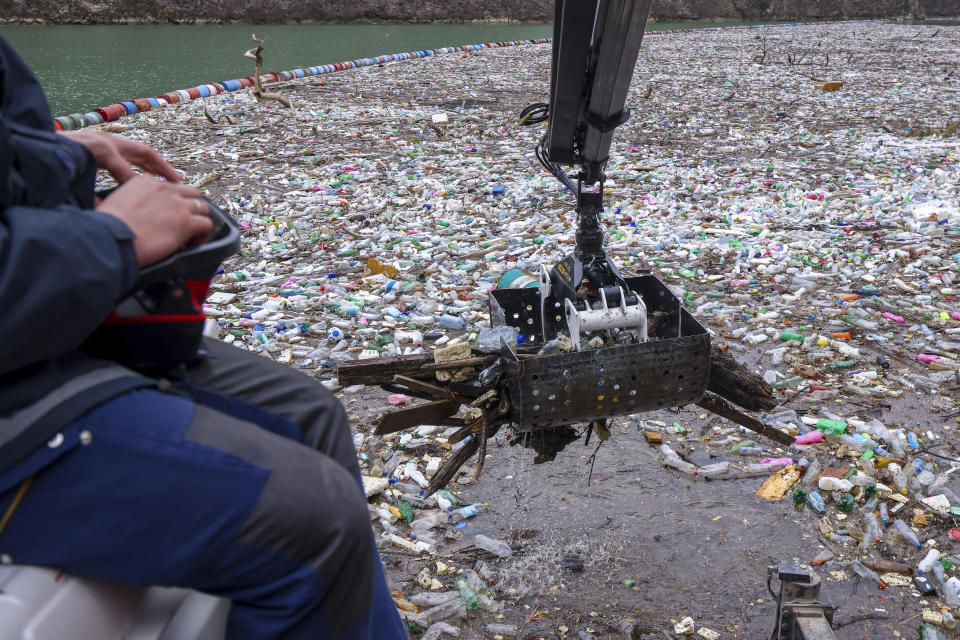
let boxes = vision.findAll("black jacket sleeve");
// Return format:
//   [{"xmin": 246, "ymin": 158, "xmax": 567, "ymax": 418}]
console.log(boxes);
[{"xmin": 0, "ymin": 37, "xmax": 138, "ymax": 376}]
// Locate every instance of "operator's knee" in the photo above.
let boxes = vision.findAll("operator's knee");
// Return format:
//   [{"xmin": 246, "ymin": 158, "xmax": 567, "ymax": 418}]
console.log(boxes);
[
  {"xmin": 245, "ymin": 447, "xmax": 375, "ymax": 635},
  {"xmin": 291, "ymin": 380, "xmax": 358, "ymax": 472},
  {"xmin": 185, "ymin": 405, "xmax": 375, "ymax": 632}
]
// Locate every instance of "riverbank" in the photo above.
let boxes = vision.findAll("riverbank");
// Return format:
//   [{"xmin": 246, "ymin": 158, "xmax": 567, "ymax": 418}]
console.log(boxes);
[
  {"xmin": 2, "ymin": 0, "xmax": 955, "ymax": 26},
  {"xmin": 98, "ymin": 21, "xmax": 959, "ymax": 639}
]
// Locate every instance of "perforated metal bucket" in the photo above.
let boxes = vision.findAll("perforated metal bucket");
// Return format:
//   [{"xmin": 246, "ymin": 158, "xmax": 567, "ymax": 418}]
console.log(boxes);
[{"xmin": 490, "ymin": 274, "xmax": 711, "ymax": 432}]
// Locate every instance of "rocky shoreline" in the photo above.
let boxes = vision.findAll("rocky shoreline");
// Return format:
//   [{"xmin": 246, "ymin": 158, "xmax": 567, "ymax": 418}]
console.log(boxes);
[{"xmin": 1, "ymin": 0, "xmax": 957, "ymax": 26}]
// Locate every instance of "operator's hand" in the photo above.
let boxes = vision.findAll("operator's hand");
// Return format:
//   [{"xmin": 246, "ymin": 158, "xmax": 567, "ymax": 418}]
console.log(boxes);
[
  {"xmin": 96, "ymin": 176, "xmax": 212, "ymax": 267},
  {"xmin": 58, "ymin": 130, "xmax": 182, "ymax": 184}
]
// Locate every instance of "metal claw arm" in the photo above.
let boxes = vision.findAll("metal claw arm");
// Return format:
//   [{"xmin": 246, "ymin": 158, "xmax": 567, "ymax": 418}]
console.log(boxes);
[{"xmin": 538, "ymin": 0, "xmax": 653, "ymax": 311}]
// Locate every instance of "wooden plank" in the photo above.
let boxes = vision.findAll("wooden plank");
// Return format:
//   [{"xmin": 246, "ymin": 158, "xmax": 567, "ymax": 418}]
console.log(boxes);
[
  {"xmin": 695, "ymin": 391, "xmax": 793, "ymax": 446},
  {"xmin": 392, "ymin": 375, "xmax": 456, "ymax": 399},
  {"xmin": 337, "ymin": 354, "xmax": 432, "ymax": 387},
  {"xmin": 374, "ymin": 398, "xmax": 463, "ymax": 435}
]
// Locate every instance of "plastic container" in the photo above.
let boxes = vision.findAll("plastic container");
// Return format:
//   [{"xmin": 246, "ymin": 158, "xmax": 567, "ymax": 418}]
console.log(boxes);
[
  {"xmin": 660, "ymin": 445, "xmax": 697, "ymax": 475},
  {"xmin": 893, "ymin": 518, "xmax": 922, "ymax": 549},
  {"xmin": 850, "ymin": 560, "xmax": 886, "ymax": 588},
  {"xmin": 474, "ymin": 534, "xmax": 512, "ymax": 557},
  {"xmin": 818, "ymin": 477, "xmax": 853, "ymax": 492},
  {"xmin": 801, "ymin": 459, "xmax": 823, "ymax": 487},
  {"xmin": 917, "ymin": 548, "xmax": 941, "ymax": 574},
  {"xmin": 887, "ymin": 463, "xmax": 909, "ymax": 495},
  {"xmin": 807, "ymin": 491, "xmax": 826, "ymax": 515},
  {"xmin": 498, "ymin": 268, "xmax": 539, "ymax": 289}
]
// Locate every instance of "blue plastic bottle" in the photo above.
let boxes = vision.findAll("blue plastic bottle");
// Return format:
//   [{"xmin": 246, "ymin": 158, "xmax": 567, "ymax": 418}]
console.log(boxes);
[
  {"xmin": 807, "ymin": 491, "xmax": 826, "ymax": 515},
  {"xmin": 438, "ymin": 315, "xmax": 466, "ymax": 330},
  {"xmin": 906, "ymin": 431, "xmax": 921, "ymax": 450}
]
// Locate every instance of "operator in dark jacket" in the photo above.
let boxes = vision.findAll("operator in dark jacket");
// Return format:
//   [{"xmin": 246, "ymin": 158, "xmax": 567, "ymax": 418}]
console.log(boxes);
[{"xmin": 0, "ymin": 37, "xmax": 407, "ymax": 639}]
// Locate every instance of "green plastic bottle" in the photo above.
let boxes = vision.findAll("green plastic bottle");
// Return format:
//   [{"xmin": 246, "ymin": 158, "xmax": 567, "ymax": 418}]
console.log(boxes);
[
  {"xmin": 454, "ymin": 576, "xmax": 480, "ymax": 611},
  {"xmin": 793, "ymin": 488, "xmax": 807, "ymax": 511},
  {"xmin": 837, "ymin": 494, "xmax": 855, "ymax": 513},
  {"xmin": 396, "ymin": 497, "xmax": 414, "ymax": 524},
  {"xmin": 816, "ymin": 418, "xmax": 848, "ymax": 436}
]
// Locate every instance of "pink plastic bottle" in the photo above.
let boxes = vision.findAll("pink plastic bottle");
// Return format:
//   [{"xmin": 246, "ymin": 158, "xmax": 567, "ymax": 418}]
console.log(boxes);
[
  {"xmin": 795, "ymin": 431, "xmax": 824, "ymax": 445},
  {"xmin": 917, "ymin": 354, "xmax": 941, "ymax": 364}
]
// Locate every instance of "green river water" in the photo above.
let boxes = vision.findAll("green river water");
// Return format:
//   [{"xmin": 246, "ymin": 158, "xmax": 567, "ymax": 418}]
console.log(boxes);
[{"xmin": 0, "ymin": 21, "xmax": 779, "ymax": 117}]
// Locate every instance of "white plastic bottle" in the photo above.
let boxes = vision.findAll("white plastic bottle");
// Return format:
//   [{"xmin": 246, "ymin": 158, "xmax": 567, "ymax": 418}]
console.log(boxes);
[
  {"xmin": 893, "ymin": 518, "xmax": 922, "ymax": 549},
  {"xmin": 887, "ymin": 463, "xmax": 909, "ymax": 495},
  {"xmin": 449, "ymin": 503, "xmax": 487, "ymax": 522},
  {"xmin": 474, "ymin": 534, "xmax": 512, "ymax": 557},
  {"xmin": 660, "ymin": 445, "xmax": 697, "ymax": 475},
  {"xmin": 698, "ymin": 461, "xmax": 730, "ymax": 479},
  {"xmin": 917, "ymin": 548, "xmax": 941, "ymax": 574},
  {"xmin": 818, "ymin": 477, "xmax": 854, "ymax": 492}
]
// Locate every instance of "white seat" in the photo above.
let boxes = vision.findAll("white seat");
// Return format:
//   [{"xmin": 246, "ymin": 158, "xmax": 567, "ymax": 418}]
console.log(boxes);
[{"xmin": 0, "ymin": 565, "xmax": 228, "ymax": 640}]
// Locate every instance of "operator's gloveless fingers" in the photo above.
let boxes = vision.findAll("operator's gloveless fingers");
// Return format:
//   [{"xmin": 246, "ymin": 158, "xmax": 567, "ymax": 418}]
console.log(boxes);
[
  {"xmin": 98, "ymin": 148, "xmax": 137, "ymax": 184},
  {"xmin": 180, "ymin": 201, "xmax": 214, "ymax": 239},
  {"xmin": 119, "ymin": 139, "xmax": 182, "ymax": 183},
  {"xmin": 167, "ymin": 182, "xmax": 203, "ymax": 199}
]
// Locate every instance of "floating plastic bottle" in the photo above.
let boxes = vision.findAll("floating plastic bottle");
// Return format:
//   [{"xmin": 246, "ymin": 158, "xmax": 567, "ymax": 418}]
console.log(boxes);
[
  {"xmin": 421, "ymin": 622, "xmax": 460, "ymax": 640},
  {"xmin": 660, "ymin": 445, "xmax": 697, "ymax": 475},
  {"xmin": 818, "ymin": 476, "xmax": 853, "ymax": 492},
  {"xmin": 887, "ymin": 463, "xmax": 909, "ymax": 495},
  {"xmin": 862, "ymin": 558, "xmax": 911, "ymax": 575},
  {"xmin": 698, "ymin": 461, "xmax": 730, "ymax": 479},
  {"xmin": 449, "ymin": 503, "xmax": 488, "ymax": 523},
  {"xmin": 905, "ymin": 431, "xmax": 921, "ymax": 450},
  {"xmin": 851, "ymin": 560, "xmax": 886, "ymax": 588},
  {"xmin": 941, "ymin": 573, "xmax": 960, "ymax": 609},
  {"xmin": 893, "ymin": 518, "xmax": 922, "ymax": 549},
  {"xmin": 801, "ymin": 459, "xmax": 823, "ymax": 487},
  {"xmin": 794, "ymin": 431, "xmax": 823, "ymax": 445},
  {"xmin": 474, "ymin": 534, "xmax": 512, "ymax": 557},
  {"xmin": 416, "ymin": 597, "xmax": 465, "ymax": 626},
  {"xmin": 411, "ymin": 512, "xmax": 448, "ymax": 531},
  {"xmin": 437, "ymin": 314, "xmax": 467, "ymax": 330},
  {"xmin": 807, "ymin": 491, "xmax": 826, "ymax": 515},
  {"xmin": 478, "ymin": 325, "xmax": 517, "ymax": 350},
  {"xmin": 453, "ymin": 577, "xmax": 480, "ymax": 611},
  {"xmin": 410, "ymin": 591, "xmax": 460, "ymax": 607},
  {"xmin": 485, "ymin": 624, "xmax": 518, "ymax": 637},
  {"xmin": 863, "ymin": 512, "xmax": 882, "ymax": 545},
  {"xmin": 750, "ymin": 457, "xmax": 791, "ymax": 473},
  {"xmin": 918, "ymin": 548, "xmax": 941, "ymax": 575},
  {"xmin": 917, "ymin": 622, "xmax": 942, "ymax": 640}
]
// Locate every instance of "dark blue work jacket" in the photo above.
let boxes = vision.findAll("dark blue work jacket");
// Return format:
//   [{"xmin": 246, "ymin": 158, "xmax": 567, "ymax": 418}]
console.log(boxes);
[{"xmin": 0, "ymin": 37, "xmax": 141, "ymax": 474}]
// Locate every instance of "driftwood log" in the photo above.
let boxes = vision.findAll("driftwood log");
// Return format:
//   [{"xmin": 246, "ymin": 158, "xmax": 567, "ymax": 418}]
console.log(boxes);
[
  {"xmin": 337, "ymin": 344, "xmax": 777, "ymax": 414},
  {"xmin": 708, "ymin": 347, "xmax": 777, "ymax": 412},
  {"xmin": 244, "ymin": 34, "xmax": 293, "ymax": 109}
]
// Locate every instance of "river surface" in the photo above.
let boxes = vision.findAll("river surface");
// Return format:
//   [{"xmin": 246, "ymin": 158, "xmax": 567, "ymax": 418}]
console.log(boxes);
[{"xmin": 0, "ymin": 21, "xmax": 779, "ymax": 117}]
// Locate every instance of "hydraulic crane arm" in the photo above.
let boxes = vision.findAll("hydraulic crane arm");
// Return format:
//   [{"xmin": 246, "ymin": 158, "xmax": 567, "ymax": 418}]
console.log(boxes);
[
  {"xmin": 525, "ymin": 0, "xmax": 655, "ymax": 321},
  {"xmin": 547, "ymin": 0, "xmax": 653, "ymax": 184}
]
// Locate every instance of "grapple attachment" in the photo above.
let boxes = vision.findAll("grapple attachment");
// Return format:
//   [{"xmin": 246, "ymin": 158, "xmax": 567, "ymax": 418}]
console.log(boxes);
[{"xmin": 489, "ymin": 273, "xmax": 711, "ymax": 432}]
